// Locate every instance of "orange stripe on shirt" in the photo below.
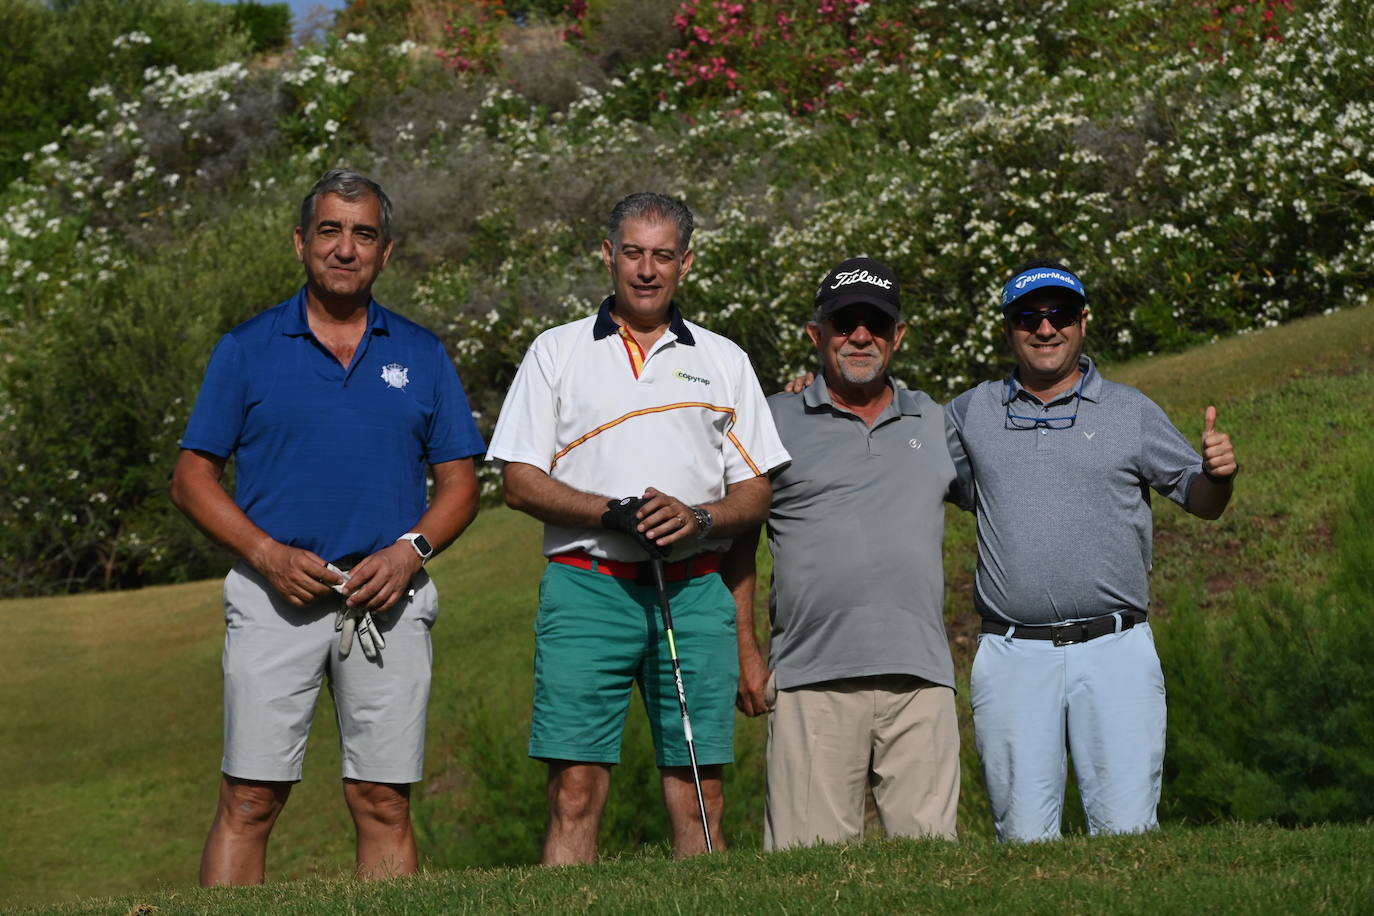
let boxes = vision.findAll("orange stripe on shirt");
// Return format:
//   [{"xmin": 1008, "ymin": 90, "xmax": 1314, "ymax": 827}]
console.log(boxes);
[
  {"xmin": 550, "ymin": 402, "xmax": 737, "ymax": 469},
  {"xmin": 617, "ymin": 326, "xmax": 646, "ymax": 379},
  {"xmin": 726, "ymin": 430, "xmax": 763, "ymax": 476}
]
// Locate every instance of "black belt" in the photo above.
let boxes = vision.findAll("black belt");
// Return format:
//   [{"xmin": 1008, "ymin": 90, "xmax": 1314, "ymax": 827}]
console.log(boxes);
[
  {"xmin": 981, "ymin": 610, "xmax": 1148, "ymax": 646},
  {"xmin": 332, "ymin": 552, "xmax": 368, "ymax": 571}
]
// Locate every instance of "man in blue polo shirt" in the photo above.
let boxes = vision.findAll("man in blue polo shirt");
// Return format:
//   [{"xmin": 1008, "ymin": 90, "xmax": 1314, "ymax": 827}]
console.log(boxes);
[
  {"xmin": 171, "ymin": 170, "xmax": 484, "ymax": 884},
  {"xmin": 946, "ymin": 258, "xmax": 1238, "ymax": 842}
]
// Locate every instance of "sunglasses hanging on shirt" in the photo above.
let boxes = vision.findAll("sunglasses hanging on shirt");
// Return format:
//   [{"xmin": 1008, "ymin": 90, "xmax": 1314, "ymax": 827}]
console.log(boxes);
[{"xmin": 1004, "ymin": 371, "xmax": 1088, "ymax": 430}]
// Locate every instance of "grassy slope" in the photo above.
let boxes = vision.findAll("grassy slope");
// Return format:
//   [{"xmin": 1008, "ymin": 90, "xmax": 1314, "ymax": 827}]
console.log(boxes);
[
  {"xmin": 22, "ymin": 822, "xmax": 1374, "ymax": 915},
  {"xmin": 1, "ymin": 304, "xmax": 1371, "ymax": 909}
]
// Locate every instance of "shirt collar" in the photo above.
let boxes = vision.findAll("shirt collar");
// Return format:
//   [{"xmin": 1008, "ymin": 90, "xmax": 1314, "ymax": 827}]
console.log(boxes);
[
  {"xmin": 1003, "ymin": 354, "xmax": 1100, "ymax": 406},
  {"xmin": 281, "ymin": 286, "xmax": 390, "ymax": 337},
  {"xmin": 591, "ymin": 295, "xmax": 696, "ymax": 346},
  {"xmin": 804, "ymin": 372, "xmax": 916, "ymax": 419}
]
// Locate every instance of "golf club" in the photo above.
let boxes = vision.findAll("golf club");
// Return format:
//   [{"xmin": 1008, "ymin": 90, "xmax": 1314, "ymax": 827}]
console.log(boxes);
[{"xmin": 649, "ymin": 555, "xmax": 714, "ymax": 853}]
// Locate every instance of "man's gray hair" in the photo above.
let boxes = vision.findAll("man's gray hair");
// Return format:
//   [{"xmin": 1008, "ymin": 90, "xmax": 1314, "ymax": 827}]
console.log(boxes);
[
  {"xmin": 299, "ymin": 169, "xmax": 394, "ymax": 241},
  {"xmin": 607, "ymin": 191, "xmax": 694, "ymax": 253}
]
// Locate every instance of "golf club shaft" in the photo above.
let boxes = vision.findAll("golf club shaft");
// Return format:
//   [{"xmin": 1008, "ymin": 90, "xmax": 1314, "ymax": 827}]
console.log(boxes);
[{"xmin": 651, "ymin": 557, "xmax": 714, "ymax": 853}]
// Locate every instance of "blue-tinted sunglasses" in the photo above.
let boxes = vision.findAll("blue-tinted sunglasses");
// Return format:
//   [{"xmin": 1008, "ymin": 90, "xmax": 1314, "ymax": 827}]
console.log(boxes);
[{"xmin": 1007, "ymin": 306, "xmax": 1082, "ymax": 333}]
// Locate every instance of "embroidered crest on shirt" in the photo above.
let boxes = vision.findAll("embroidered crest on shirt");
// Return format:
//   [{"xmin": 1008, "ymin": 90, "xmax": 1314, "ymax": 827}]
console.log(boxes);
[{"xmin": 381, "ymin": 363, "xmax": 409, "ymax": 390}]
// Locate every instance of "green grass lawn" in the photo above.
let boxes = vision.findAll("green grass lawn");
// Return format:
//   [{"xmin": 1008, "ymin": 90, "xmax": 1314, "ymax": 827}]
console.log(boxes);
[
  {"xmin": 20, "ymin": 822, "xmax": 1374, "ymax": 915},
  {"xmin": 2, "ymin": 303, "xmax": 1371, "ymax": 910}
]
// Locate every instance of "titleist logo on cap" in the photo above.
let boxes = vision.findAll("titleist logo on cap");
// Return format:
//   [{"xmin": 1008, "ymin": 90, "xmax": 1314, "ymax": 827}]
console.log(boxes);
[{"xmin": 829, "ymin": 269, "xmax": 893, "ymax": 290}]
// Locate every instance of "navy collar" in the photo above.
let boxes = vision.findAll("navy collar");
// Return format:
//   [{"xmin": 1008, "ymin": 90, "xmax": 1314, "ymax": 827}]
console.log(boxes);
[
  {"xmin": 591, "ymin": 295, "xmax": 696, "ymax": 346},
  {"xmin": 281, "ymin": 286, "xmax": 390, "ymax": 337},
  {"xmin": 1004, "ymin": 355, "xmax": 1100, "ymax": 406}
]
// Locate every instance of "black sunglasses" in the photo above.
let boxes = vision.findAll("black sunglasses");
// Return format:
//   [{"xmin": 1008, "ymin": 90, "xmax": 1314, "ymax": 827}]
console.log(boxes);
[
  {"xmin": 1008, "ymin": 306, "xmax": 1082, "ymax": 332},
  {"xmin": 827, "ymin": 308, "xmax": 897, "ymax": 337}
]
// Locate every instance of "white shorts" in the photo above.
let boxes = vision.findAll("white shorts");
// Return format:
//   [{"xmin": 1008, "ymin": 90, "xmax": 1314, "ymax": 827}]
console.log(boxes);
[{"xmin": 220, "ymin": 562, "xmax": 438, "ymax": 784}]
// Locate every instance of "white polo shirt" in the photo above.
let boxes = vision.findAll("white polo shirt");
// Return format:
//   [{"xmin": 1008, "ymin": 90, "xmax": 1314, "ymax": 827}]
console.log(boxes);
[{"xmin": 487, "ymin": 297, "xmax": 790, "ymax": 562}]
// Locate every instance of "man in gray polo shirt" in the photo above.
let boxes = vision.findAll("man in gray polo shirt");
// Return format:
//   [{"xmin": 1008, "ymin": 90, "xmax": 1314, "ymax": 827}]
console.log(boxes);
[
  {"xmin": 732, "ymin": 256, "xmax": 968, "ymax": 849},
  {"xmin": 946, "ymin": 258, "xmax": 1238, "ymax": 843}
]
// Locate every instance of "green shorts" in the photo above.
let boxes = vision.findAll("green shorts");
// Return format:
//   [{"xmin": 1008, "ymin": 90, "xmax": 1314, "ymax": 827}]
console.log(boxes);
[{"xmin": 529, "ymin": 561, "xmax": 738, "ymax": 767}]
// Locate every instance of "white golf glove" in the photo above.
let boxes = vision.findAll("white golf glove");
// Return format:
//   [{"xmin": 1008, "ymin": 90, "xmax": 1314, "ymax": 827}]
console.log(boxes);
[{"xmin": 327, "ymin": 563, "xmax": 386, "ymax": 661}]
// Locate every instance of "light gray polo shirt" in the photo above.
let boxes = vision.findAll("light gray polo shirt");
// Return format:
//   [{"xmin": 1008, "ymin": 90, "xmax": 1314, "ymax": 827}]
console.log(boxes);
[
  {"xmin": 945, "ymin": 356, "xmax": 1203, "ymax": 626},
  {"xmin": 765, "ymin": 374, "xmax": 966, "ymax": 691}
]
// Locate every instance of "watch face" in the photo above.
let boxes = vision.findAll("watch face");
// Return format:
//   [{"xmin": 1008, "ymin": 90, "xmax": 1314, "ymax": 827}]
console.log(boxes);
[{"xmin": 412, "ymin": 534, "xmax": 433, "ymax": 557}]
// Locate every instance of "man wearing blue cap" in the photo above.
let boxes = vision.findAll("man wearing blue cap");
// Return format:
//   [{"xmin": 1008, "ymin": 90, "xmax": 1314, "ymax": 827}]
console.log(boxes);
[{"xmin": 945, "ymin": 258, "xmax": 1238, "ymax": 842}]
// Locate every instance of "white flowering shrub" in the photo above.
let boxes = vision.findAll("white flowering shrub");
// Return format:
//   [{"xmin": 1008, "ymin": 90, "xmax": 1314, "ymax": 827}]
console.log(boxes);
[
  {"xmin": 0, "ymin": 0, "xmax": 250, "ymax": 184},
  {"xmin": 1, "ymin": 0, "xmax": 1371, "ymax": 595}
]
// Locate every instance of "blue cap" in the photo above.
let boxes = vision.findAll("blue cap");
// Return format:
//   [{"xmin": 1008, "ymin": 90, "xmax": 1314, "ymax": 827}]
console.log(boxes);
[{"xmin": 1001, "ymin": 267, "xmax": 1087, "ymax": 311}]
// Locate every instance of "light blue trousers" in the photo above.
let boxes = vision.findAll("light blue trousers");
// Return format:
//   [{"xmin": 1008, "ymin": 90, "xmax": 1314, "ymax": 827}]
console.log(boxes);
[{"xmin": 970, "ymin": 621, "xmax": 1166, "ymax": 842}]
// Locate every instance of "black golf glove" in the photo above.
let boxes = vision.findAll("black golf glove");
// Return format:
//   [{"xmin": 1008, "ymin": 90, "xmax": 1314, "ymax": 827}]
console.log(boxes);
[{"xmin": 601, "ymin": 496, "xmax": 669, "ymax": 558}]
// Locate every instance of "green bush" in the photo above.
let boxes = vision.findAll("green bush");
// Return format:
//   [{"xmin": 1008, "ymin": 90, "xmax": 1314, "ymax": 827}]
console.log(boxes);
[
  {"xmin": 0, "ymin": 0, "xmax": 249, "ymax": 185},
  {"xmin": 0, "ymin": 182, "xmax": 306, "ymax": 596},
  {"xmin": 1159, "ymin": 465, "xmax": 1374, "ymax": 824},
  {"xmin": 5, "ymin": 0, "xmax": 1374, "ymax": 594},
  {"xmin": 231, "ymin": 0, "xmax": 292, "ymax": 54}
]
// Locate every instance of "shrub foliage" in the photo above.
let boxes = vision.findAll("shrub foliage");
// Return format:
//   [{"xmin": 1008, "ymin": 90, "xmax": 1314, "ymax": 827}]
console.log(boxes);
[
  {"xmin": 1, "ymin": 0, "xmax": 1372, "ymax": 599},
  {"xmin": 1160, "ymin": 466, "xmax": 1374, "ymax": 824}
]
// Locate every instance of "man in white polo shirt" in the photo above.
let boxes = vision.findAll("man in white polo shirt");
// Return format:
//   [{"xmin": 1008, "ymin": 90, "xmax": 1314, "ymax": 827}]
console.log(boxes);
[{"xmin": 486, "ymin": 191, "xmax": 789, "ymax": 864}]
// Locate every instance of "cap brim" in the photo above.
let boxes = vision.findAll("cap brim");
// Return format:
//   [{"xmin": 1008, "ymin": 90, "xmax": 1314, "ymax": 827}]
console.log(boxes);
[
  {"xmin": 816, "ymin": 291, "xmax": 901, "ymax": 320},
  {"xmin": 1003, "ymin": 281, "xmax": 1086, "ymax": 311}
]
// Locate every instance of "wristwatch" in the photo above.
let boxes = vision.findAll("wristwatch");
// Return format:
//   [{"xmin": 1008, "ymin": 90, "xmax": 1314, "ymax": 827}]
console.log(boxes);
[
  {"xmin": 398, "ymin": 532, "xmax": 434, "ymax": 565},
  {"xmin": 690, "ymin": 506, "xmax": 714, "ymax": 539}
]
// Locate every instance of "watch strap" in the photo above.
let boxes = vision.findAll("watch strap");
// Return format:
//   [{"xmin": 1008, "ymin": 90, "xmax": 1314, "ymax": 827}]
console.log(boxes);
[
  {"xmin": 398, "ymin": 532, "xmax": 433, "ymax": 564},
  {"xmin": 690, "ymin": 506, "xmax": 714, "ymax": 539}
]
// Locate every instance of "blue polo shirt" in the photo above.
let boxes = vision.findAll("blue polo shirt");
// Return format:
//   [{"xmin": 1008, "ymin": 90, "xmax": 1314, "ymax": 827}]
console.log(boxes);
[{"xmin": 181, "ymin": 288, "xmax": 485, "ymax": 562}]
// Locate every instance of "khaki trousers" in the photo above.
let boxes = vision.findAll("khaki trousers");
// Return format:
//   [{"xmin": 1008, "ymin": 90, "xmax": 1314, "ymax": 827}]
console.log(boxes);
[{"xmin": 764, "ymin": 674, "xmax": 959, "ymax": 850}]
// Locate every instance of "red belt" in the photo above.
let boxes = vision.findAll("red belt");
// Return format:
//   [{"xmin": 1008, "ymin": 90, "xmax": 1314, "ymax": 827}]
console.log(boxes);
[{"xmin": 550, "ymin": 548, "xmax": 721, "ymax": 583}]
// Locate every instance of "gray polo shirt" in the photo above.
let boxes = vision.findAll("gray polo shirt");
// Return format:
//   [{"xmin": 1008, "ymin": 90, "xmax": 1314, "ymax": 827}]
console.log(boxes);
[
  {"xmin": 945, "ymin": 356, "xmax": 1203, "ymax": 626},
  {"xmin": 765, "ymin": 375, "xmax": 965, "ymax": 691}
]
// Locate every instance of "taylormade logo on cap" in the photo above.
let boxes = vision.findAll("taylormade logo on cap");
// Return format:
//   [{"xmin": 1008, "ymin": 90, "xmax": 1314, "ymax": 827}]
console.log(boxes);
[
  {"xmin": 1013, "ymin": 270, "xmax": 1078, "ymax": 291},
  {"xmin": 1001, "ymin": 265, "xmax": 1088, "ymax": 310},
  {"xmin": 829, "ymin": 269, "xmax": 893, "ymax": 291}
]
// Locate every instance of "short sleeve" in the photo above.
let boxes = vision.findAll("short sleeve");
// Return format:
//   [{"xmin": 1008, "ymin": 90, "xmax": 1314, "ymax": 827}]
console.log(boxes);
[
  {"xmin": 722, "ymin": 352, "xmax": 790, "ymax": 484},
  {"xmin": 180, "ymin": 334, "xmax": 247, "ymax": 458},
  {"xmin": 1137, "ymin": 396, "xmax": 1202, "ymax": 507},
  {"xmin": 943, "ymin": 402, "xmax": 976, "ymax": 510},
  {"xmin": 485, "ymin": 333, "xmax": 560, "ymax": 472},
  {"xmin": 424, "ymin": 337, "xmax": 486, "ymax": 464}
]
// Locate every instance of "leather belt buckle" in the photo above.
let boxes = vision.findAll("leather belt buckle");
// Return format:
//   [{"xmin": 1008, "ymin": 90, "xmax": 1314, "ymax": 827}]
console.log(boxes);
[{"xmin": 1052, "ymin": 623, "xmax": 1082, "ymax": 647}]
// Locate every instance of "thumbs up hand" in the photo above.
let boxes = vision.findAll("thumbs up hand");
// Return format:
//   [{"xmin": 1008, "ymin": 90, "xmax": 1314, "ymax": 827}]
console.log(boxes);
[{"xmin": 1201, "ymin": 406, "xmax": 1238, "ymax": 482}]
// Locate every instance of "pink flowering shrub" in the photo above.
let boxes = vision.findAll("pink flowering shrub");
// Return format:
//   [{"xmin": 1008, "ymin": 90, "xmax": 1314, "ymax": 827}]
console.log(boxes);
[
  {"xmin": 663, "ymin": 0, "xmax": 925, "ymax": 113},
  {"xmin": 436, "ymin": 0, "xmax": 508, "ymax": 73},
  {"xmin": 1195, "ymin": 0, "xmax": 1296, "ymax": 58}
]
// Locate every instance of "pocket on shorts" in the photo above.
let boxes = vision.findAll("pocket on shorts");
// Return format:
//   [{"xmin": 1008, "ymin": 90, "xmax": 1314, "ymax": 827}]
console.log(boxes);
[
  {"xmin": 223, "ymin": 564, "xmax": 253, "ymax": 628},
  {"xmin": 383, "ymin": 572, "xmax": 439, "ymax": 631},
  {"xmin": 535, "ymin": 564, "xmax": 558, "ymax": 637}
]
